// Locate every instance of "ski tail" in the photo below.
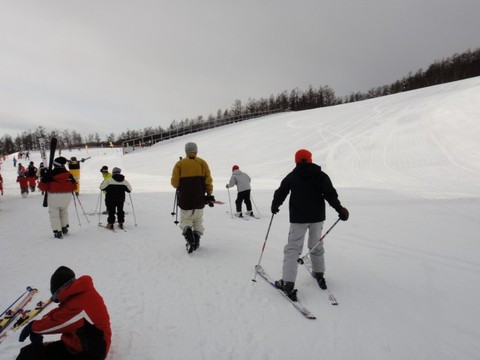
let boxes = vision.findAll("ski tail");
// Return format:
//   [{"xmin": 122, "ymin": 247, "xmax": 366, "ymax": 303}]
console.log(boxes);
[{"xmin": 254, "ymin": 265, "xmax": 316, "ymax": 319}]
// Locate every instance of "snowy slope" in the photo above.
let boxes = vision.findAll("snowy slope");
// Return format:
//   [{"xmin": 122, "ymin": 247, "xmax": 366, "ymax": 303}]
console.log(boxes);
[{"xmin": 1, "ymin": 77, "xmax": 480, "ymax": 360}]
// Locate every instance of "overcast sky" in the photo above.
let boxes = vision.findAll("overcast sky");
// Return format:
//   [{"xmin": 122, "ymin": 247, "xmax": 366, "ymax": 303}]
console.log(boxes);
[{"xmin": 1, "ymin": 0, "xmax": 479, "ymax": 139}]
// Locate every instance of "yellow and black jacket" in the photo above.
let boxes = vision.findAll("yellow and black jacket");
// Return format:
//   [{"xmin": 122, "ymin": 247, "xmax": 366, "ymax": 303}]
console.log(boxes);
[{"xmin": 171, "ymin": 155, "xmax": 213, "ymax": 210}]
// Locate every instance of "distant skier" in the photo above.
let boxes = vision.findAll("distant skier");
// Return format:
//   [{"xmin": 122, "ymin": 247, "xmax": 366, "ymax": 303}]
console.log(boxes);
[
  {"xmin": 16, "ymin": 172, "xmax": 29, "ymax": 198},
  {"xmin": 271, "ymin": 149, "xmax": 349, "ymax": 301},
  {"xmin": 99, "ymin": 167, "xmax": 132, "ymax": 230},
  {"xmin": 100, "ymin": 165, "xmax": 112, "ymax": 214},
  {"xmin": 67, "ymin": 157, "xmax": 82, "ymax": 196},
  {"xmin": 17, "ymin": 266, "xmax": 112, "ymax": 360},
  {"xmin": 226, "ymin": 165, "xmax": 254, "ymax": 218},
  {"xmin": 171, "ymin": 142, "xmax": 215, "ymax": 253},
  {"xmin": 26, "ymin": 161, "xmax": 38, "ymax": 192},
  {"xmin": 17, "ymin": 162, "xmax": 26, "ymax": 175},
  {"xmin": 38, "ymin": 157, "xmax": 77, "ymax": 239},
  {"xmin": 0, "ymin": 172, "xmax": 4, "ymax": 195}
]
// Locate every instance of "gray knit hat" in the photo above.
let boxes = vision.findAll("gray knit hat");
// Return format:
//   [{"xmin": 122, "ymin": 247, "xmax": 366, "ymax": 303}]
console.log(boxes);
[
  {"xmin": 112, "ymin": 167, "xmax": 122, "ymax": 174},
  {"xmin": 185, "ymin": 142, "xmax": 198, "ymax": 154}
]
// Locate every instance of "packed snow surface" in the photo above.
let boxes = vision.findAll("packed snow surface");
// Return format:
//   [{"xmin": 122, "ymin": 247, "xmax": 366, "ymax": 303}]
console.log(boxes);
[{"xmin": 1, "ymin": 77, "xmax": 480, "ymax": 359}]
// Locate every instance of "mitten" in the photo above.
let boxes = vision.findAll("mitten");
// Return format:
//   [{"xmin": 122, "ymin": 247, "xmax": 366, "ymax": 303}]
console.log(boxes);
[
  {"xmin": 19, "ymin": 322, "xmax": 42, "ymax": 343},
  {"xmin": 271, "ymin": 204, "xmax": 280, "ymax": 214},
  {"xmin": 337, "ymin": 207, "xmax": 349, "ymax": 221}
]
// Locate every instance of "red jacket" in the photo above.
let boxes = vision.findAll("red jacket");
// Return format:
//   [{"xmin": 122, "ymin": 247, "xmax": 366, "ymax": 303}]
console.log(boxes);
[
  {"xmin": 16, "ymin": 176, "xmax": 29, "ymax": 189},
  {"xmin": 38, "ymin": 168, "xmax": 76, "ymax": 193},
  {"xmin": 32, "ymin": 276, "xmax": 112, "ymax": 358}
]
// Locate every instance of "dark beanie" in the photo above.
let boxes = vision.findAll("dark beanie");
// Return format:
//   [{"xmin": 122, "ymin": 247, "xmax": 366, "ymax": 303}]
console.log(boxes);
[
  {"xmin": 232, "ymin": 165, "xmax": 239, "ymax": 171},
  {"xmin": 295, "ymin": 149, "xmax": 312, "ymax": 164},
  {"xmin": 53, "ymin": 157, "xmax": 67, "ymax": 167},
  {"xmin": 50, "ymin": 266, "xmax": 76, "ymax": 295}
]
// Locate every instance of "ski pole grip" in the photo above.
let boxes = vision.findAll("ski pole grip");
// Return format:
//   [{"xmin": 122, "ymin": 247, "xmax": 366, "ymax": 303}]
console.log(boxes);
[{"xmin": 297, "ymin": 258, "xmax": 304, "ymax": 265}]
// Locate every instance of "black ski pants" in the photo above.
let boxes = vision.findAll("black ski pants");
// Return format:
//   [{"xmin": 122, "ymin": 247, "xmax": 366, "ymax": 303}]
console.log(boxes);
[
  {"xmin": 17, "ymin": 341, "xmax": 98, "ymax": 360},
  {"xmin": 106, "ymin": 199, "xmax": 125, "ymax": 224},
  {"xmin": 235, "ymin": 189, "xmax": 252, "ymax": 212}
]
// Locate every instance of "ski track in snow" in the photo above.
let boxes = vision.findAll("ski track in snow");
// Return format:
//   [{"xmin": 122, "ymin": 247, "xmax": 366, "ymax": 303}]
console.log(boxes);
[{"xmin": 1, "ymin": 78, "xmax": 480, "ymax": 359}]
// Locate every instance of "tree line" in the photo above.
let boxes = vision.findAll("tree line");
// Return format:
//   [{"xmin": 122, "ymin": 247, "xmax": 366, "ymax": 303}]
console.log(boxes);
[{"xmin": 1, "ymin": 47, "xmax": 479, "ymax": 155}]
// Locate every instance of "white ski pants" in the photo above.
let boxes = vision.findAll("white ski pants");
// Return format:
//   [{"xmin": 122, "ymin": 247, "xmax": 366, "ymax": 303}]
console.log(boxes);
[
  {"xmin": 48, "ymin": 192, "xmax": 72, "ymax": 232},
  {"xmin": 179, "ymin": 209, "xmax": 205, "ymax": 235},
  {"xmin": 282, "ymin": 222, "xmax": 325, "ymax": 283}
]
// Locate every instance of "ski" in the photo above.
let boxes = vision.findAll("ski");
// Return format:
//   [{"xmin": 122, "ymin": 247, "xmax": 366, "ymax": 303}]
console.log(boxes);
[
  {"xmin": 254, "ymin": 265, "xmax": 316, "ymax": 319},
  {"xmin": 38, "ymin": 138, "xmax": 47, "ymax": 166},
  {"xmin": 0, "ymin": 287, "xmax": 32, "ymax": 319},
  {"xmin": 12, "ymin": 298, "xmax": 53, "ymax": 332},
  {"xmin": 0, "ymin": 288, "xmax": 38, "ymax": 338},
  {"xmin": 302, "ymin": 258, "xmax": 338, "ymax": 305},
  {"xmin": 43, "ymin": 137, "xmax": 57, "ymax": 207}
]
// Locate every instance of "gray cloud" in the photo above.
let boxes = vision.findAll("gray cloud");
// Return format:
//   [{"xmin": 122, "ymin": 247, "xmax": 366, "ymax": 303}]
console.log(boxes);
[{"xmin": 1, "ymin": 0, "xmax": 479, "ymax": 138}]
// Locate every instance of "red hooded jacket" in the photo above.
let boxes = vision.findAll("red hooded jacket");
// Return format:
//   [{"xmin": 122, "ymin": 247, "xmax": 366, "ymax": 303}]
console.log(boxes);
[
  {"xmin": 32, "ymin": 276, "xmax": 112, "ymax": 358},
  {"xmin": 38, "ymin": 168, "xmax": 76, "ymax": 193}
]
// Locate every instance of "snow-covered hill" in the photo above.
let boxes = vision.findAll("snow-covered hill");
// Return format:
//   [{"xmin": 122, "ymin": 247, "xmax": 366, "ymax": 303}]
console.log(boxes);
[{"xmin": 1, "ymin": 77, "xmax": 480, "ymax": 359}]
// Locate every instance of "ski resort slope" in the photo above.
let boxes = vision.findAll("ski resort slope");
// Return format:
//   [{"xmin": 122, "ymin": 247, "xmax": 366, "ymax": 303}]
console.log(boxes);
[{"xmin": 1, "ymin": 77, "xmax": 480, "ymax": 360}]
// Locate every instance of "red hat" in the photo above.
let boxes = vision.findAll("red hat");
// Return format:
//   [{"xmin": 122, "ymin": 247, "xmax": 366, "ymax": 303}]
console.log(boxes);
[
  {"xmin": 232, "ymin": 165, "xmax": 239, "ymax": 171},
  {"xmin": 295, "ymin": 149, "xmax": 312, "ymax": 164}
]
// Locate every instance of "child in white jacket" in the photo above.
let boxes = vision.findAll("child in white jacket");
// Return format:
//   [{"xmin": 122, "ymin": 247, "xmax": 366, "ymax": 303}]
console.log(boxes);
[{"xmin": 226, "ymin": 165, "xmax": 254, "ymax": 217}]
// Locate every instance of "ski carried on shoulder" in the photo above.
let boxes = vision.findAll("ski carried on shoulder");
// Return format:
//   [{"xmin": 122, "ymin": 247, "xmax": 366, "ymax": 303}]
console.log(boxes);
[
  {"xmin": 302, "ymin": 258, "xmax": 338, "ymax": 305},
  {"xmin": 254, "ymin": 265, "xmax": 316, "ymax": 319}
]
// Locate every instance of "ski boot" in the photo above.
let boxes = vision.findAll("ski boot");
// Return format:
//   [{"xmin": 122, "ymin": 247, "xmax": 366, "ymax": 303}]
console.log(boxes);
[
  {"xmin": 118, "ymin": 223, "xmax": 124, "ymax": 230},
  {"xmin": 274, "ymin": 280, "xmax": 298, "ymax": 301},
  {"xmin": 193, "ymin": 231, "xmax": 201, "ymax": 251},
  {"xmin": 53, "ymin": 230, "xmax": 63, "ymax": 239},
  {"xmin": 62, "ymin": 225, "xmax": 69, "ymax": 235},
  {"xmin": 234, "ymin": 212, "xmax": 243, "ymax": 218},
  {"xmin": 314, "ymin": 272, "xmax": 327, "ymax": 290},
  {"xmin": 106, "ymin": 223, "xmax": 114, "ymax": 230},
  {"xmin": 183, "ymin": 227, "xmax": 195, "ymax": 253},
  {"xmin": 245, "ymin": 210, "xmax": 254, "ymax": 217}
]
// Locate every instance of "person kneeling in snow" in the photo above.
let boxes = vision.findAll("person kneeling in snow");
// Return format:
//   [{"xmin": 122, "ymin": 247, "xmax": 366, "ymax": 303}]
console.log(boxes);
[{"xmin": 17, "ymin": 266, "xmax": 111, "ymax": 360}]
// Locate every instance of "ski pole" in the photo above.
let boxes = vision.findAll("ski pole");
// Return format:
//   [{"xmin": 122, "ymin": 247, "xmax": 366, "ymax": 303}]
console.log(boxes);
[
  {"xmin": 74, "ymin": 193, "xmax": 90, "ymax": 224},
  {"xmin": 171, "ymin": 191, "xmax": 179, "ymax": 225},
  {"xmin": 250, "ymin": 195, "xmax": 261, "ymax": 217},
  {"xmin": 0, "ymin": 287, "xmax": 32, "ymax": 318},
  {"xmin": 72, "ymin": 193, "xmax": 82, "ymax": 226},
  {"xmin": 171, "ymin": 191, "xmax": 177, "ymax": 217},
  {"xmin": 252, "ymin": 214, "xmax": 275, "ymax": 282},
  {"xmin": 227, "ymin": 187, "xmax": 233, "ymax": 218},
  {"xmin": 94, "ymin": 191, "xmax": 102, "ymax": 214},
  {"xmin": 98, "ymin": 191, "xmax": 103, "ymax": 226},
  {"xmin": 297, "ymin": 218, "xmax": 341, "ymax": 265},
  {"xmin": 128, "ymin": 193, "xmax": 137, "ymax": 226}
]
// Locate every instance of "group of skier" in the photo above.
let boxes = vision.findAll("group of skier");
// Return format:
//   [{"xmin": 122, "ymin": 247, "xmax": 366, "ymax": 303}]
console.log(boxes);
[
  {"xmin": 8, "ymin": 141, "xmax": 349, "ymax": 360},
  {"xmin": 170, "ymin": 142, "xmax": 349, "ymax": 302}
]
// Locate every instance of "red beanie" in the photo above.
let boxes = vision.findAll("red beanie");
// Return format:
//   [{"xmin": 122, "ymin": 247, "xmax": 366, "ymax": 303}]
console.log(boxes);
[
  {"xmin": 295, "ymin": 149, "xmax": 312, "ymax": 164},
  {"xmin": 232, "ymin": 165, "xmax": 239, "ymax": 171}
]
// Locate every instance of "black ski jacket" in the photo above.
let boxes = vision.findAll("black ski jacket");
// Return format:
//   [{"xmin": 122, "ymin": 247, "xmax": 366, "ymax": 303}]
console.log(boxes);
[{"xmin": 272, "ymin": 163, "xmax": 342, "ymax": 223}]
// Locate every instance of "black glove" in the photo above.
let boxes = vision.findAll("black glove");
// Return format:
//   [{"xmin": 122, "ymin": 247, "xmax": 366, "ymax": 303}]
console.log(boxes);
[
  {"xmin": 337, "ymin": 207, "xmax": 349, "ymax": 221},
  {"xmin": 19, "ymin": 322, "xmax": 43, "ymax": 344},
  {"xmin": 225, "ymin": 184, "xmax": 229, "ymax": 189},
  {"xmin": 205, "ymin": 195, "xmax": 215, "ymax": 207},
  {"xmin": 271, "ymin": 204, "xmax": 279, "ymax": 214}
]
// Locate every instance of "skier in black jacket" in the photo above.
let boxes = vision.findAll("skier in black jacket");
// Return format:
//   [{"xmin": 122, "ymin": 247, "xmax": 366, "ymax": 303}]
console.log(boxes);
[
  {"xmin": 99, "ymin": 167, "xmax": 132, "ymax": 230},
  {"xmin": 271, "ymin": 149, "xmax": 349, "ymax": 301}
]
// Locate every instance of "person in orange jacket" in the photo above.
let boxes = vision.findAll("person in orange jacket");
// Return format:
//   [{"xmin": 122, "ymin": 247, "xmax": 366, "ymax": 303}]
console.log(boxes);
[{"xmin": 17, "ymin": 266, "xmax": 112, "ymax": 360}]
